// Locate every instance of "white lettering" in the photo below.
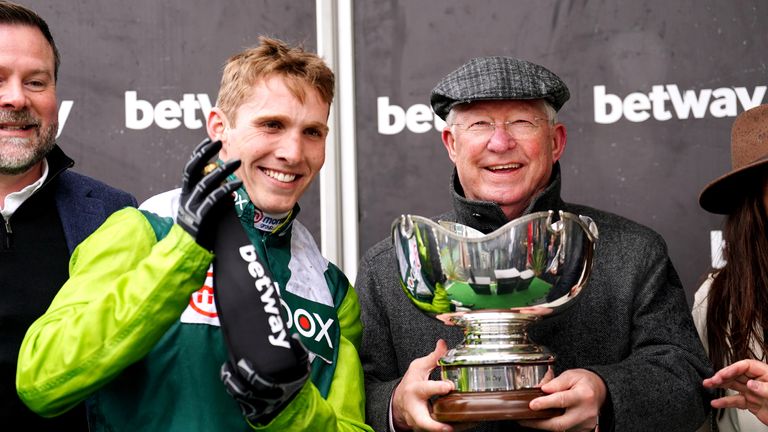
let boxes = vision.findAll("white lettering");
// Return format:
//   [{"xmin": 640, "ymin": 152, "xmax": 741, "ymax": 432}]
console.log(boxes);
[
  {"xmin": 260, "ymin": 283, "xmax": 280, "ymax": 315},
  {"xmin": 377, "ymin": 97, "xmax": 446, "ymax": 135},
  {"xmin": 378, "ymin": 96, "xmax": 405, "ymax": 135},
  {"xmin": 313, "ymin": 313, "xmax": 334, "ymax": 347},
  {"xmin": 406, "ymin": 104, "xmax": 434, "ymax": 133},
  {"xmin": 623, "ymin": 92, "xmax": 651, "ymax": 123},
  {"xmin": 278, "ymin": 300, "xmax": 334, "ymax": 349},
  {"xmin": 56, "ymin": 100, "xmax": 73, "ymax": 139},
  {"xmin": 593, "ymin": 85, "xmax": 766, "ymax": 124},
  {"xmin": 268, "ymin": 330, "xmax": 290, "ymax": 348},
  {"xmin": 196, "ymin": 93, "xmax": 213, "ymax": 121},
  {"xmin": 239, "ymin": 245, "xmax": 256, "ymax": 260},
  {"xmin": 268, "ymin": 314, "xmax": 283, "ymax": 334},
  {"xmin": 709, "ymin": 88, "xmax": 737, "ymax": 118},
  {"xmin": 593, "ymin": 86, "xmax": 623, "ymax": 124},
  {"xmin": 236, "ymin": 243, "xmax": 288, "ymax": 349},
  {"xmin": 648, "ymin": 85, "xmax": 672, "ymax": 121},
  {"xmin": 248, "ymin": 261, "xmax": 264, "ymax": 279},
  {"xmin": 667, "ymin": 85, "xmax": 712, "ymax": 119},
  {"xmin": 154, "ymin": 100, "xmax": 182, "ymax": 130},
  {"xmin": 234, "ymin": 193, "xmax": 248, "ymax": 211},
  {"xmin": 124, "ymin": 91, "xmax": 213, "ymax": 130},
  {"xmin": 180, "ymin": 93, "xmax": 202, "ymax": 129},
  {"xmin": 735, "ymin": 86, "xmax": 767, "ymax": 110},
  {"xmin": 125, "ymin": 91, "xmax": 154, "ymax": 130},
  {"xmin": 254, "ymin": 275, "xmax": 270, "ymax": 293}
]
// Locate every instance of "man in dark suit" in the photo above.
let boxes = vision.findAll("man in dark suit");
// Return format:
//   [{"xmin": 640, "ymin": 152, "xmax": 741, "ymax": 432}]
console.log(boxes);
[{"xmin": 0, "ymin": 2, "xmax": 136, "ymax": 429}]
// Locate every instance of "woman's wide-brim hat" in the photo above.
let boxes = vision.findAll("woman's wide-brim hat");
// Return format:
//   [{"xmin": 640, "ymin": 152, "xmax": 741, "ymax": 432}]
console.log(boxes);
[{"xmin": 699, "ymin": 104, "xmax": 768, "ymax": 214}]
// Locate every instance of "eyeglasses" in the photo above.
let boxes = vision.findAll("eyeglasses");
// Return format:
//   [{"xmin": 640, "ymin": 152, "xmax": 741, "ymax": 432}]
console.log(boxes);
[{"xmin": 451, "ymin": 118, "xmax": 546, "ymax": 139}]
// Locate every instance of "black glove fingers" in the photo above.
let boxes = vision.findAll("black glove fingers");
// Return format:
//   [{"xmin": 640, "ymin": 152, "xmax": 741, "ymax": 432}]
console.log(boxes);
[
  {"xmin": 176, "ymin": 202, "xmax": 201, "ymax": 232},
  {"xmin": 195, "ymin": 180, "xmax": 241, "ymax": 221},
  {"xmin": 195, "ymin": 174, "xmax": 241, "ymax": 211},
  {"xmin": 217, "ymin": 159, "xmax": 242, "ymax": 179},
  {"xmin": 193, "ymin": 159, "xmax": 241, "ymax": 201},
  {"xmin": 182, "ymin": 138, "xmax": 222, "ymax": 191},
  {"xmin": 222, "ymin": 362, "xmax": 252, "ymax": 397},
  {"xmin": 191, "ymin": 136, "xmax": 215, "ymax": 154},
  {"xmin": 221, "ymin": 363, "xmax": 262, "ymax": 419},
  {"xmin": 211, "ymin": 180, "xmax": 243, "ymax": 207},
  {"xmin": 182, "ymin": 138, "xmax": 212, "ymax": 187}
]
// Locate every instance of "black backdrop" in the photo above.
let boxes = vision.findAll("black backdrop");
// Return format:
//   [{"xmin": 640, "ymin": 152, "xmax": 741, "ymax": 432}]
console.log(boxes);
[{"xmin": 22, "ymin": 0, "xmax": 768, "ymax": 304}]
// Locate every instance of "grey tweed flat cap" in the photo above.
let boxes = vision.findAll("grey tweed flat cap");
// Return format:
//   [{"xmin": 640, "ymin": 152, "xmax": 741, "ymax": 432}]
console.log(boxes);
[{"xmin": 430, "ymin": 56, "xmax": 570, "ymax": 120}]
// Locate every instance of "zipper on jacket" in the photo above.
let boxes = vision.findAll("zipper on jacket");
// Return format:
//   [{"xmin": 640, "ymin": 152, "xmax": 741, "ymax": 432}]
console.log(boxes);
[{"xmin": 1, "ymin": 216, "xmax": 11, "ymax": 249}]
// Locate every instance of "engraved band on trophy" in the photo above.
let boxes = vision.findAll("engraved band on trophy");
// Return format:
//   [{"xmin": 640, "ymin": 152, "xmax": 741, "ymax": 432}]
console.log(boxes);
[{"xmin": 391, "ymin": 210, "xmax": 599, "ymax": 422}]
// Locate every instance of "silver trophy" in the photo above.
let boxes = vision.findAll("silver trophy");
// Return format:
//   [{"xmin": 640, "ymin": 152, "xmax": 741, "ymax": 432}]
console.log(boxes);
[{"xmin": 392, "ymin": 210, "xmax": 598, "ymax": 422}]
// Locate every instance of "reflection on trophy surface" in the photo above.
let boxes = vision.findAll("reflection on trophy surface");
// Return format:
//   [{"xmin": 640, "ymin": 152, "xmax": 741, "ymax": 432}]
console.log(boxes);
[{"xmin": 391, "ymin": 210, "xmax": 598, "ymax": 422}]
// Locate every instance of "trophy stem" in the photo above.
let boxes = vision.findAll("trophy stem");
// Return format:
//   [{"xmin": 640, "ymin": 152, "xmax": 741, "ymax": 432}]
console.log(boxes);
[
  {"xmin": 462, "ymin": 311, "xmax": 537, "ymax": 345},
  {"xmin": 434, "ymin": 310, "xmax": 563, "ymax": 421}
]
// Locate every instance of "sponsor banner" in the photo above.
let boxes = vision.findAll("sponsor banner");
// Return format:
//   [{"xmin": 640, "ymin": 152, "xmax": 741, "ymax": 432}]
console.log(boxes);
[
  {"xmin": 594, "ymin": 85, "xmax": 766, "ymax": 124},
  {"xmin": 125, "ymin": 91, "xmax": 213, "ymax": 130},
  {"xmin": 375, "ymin": 85, "xmax": 767, "ymax": 136},
  {"xmin": 19, "ymin": 0, "xmax": 768, "ymax": 303},
  {"xmin": 353, "ymin": 0, "xmax": 767, "ymax": 303}
]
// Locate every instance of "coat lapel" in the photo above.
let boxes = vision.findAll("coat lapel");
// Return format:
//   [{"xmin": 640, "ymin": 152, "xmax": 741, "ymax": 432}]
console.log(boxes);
[{"xmin": 55, "ymin": 173, "xmax": 105, "ymax": 254}]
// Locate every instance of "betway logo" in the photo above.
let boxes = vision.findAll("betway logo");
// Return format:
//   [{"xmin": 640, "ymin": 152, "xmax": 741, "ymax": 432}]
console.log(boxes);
[
  {"xmin": 239, "ymin": 244, "xmax": 291, "ymax": 349},
  {"xmin": 377, "ymin": 97, "xmax": 446, "ymax": 135},
  {"xmin": 125, "ymin": 91, "xmax": 212, "ymax": 130},
  {"xmin": 595, "ymin": 85, "xmax": 766, "ymax": 124}
]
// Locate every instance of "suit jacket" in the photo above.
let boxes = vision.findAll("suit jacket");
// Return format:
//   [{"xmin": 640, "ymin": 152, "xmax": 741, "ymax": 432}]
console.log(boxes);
[
  {"xmin": 53, "ymin": 169, "xmax": 137, "ymax": 254},
  {"xmin": 2, "ymin": 145, "xmax": 136, "ymax": 429},
  {"xmin": 42, "ymin": 145, "xmax": 137, "ymax": 253}
]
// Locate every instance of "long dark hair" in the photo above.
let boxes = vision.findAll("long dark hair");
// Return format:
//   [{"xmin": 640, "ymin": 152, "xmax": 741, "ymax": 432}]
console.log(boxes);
[{"xmin": 706, "ymin": 173, "xmax": 768, "ymax": 373}]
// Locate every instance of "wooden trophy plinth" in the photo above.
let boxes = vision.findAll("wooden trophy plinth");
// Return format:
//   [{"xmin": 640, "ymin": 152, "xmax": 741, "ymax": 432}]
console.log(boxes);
[{"xmin": 431, "ymin": 388, "xmax": 564, "ymax": 423}]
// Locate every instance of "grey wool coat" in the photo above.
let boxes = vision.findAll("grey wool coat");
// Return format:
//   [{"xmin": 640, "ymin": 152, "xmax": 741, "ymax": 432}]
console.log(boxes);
[{"xmin": 356, "ymin": 164, "xmax": 712, "ymax": 432}]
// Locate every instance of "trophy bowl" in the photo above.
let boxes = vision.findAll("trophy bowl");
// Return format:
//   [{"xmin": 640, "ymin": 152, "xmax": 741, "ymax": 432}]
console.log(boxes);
[{"xmin": 391, "ymin": 210, "xmax": 598, "ymax": 422}]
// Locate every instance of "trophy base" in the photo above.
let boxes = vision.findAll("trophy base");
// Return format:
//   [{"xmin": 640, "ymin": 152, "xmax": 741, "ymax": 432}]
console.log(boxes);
[{"xmin": 431, "ymin": 389, "xmax": 564, "ymax": 422}]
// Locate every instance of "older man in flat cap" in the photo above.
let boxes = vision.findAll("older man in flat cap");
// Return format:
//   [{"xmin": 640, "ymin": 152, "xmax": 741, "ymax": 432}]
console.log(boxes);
[{"xmin": 356, "ymin": 57, "xmax": 711, "ymax": 432}]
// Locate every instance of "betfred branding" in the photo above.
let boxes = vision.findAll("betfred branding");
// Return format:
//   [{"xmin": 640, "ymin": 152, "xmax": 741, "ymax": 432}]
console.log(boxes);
[
  {"xmin": 377, "ymin": 97, "xmax": 446, "ymax": 135},
  {"xmin": 180, "ymin": 270, "xmax": 221, "ymax": 325},
  {"xmin": 594, "ymin": 85, "xmax": 767, "ymax": 124},
  {"xmin": 125, "ymin": 91, "xmax": 213, "ymax": 130}
]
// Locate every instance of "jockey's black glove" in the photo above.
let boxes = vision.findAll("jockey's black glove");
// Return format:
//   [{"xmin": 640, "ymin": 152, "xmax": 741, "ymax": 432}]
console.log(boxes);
[
  {"xmin": 176, "ymin": 138, "xmax": 241, "ymax": 250},
  {"xmin": 220, "ymin": 342, "xmax": 309, "ymax": 424}
]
